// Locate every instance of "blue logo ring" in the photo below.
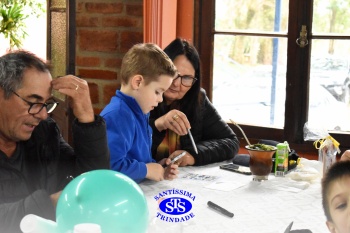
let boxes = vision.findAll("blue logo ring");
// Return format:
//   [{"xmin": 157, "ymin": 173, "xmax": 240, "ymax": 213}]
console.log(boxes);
[{"xmin": 159, "ymin": 197, "xmax": 192, "ymax": 215}]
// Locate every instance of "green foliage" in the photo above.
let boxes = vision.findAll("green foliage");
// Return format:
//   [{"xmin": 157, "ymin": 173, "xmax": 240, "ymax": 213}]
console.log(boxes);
[
  {"xmin": 247, "ymin": 143, "xmax": 276, "ymax": 151},
  {"xmin": 0, "ymin": 0, "xmax": 45, "ymax": 49},
  {"xmin": 0, "ymin": 3, "xmax": 27, "ymax": 48}
]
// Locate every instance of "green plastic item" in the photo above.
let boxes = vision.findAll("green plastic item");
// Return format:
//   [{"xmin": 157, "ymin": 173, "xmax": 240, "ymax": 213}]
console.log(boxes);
[{"xmin": 275, "ymin": 142, "xmax": 289, "ymax": 177}]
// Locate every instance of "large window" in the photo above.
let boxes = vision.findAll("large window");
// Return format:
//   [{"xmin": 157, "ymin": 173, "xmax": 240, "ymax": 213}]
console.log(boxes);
[{"xmin": 195, "ymin": 0, "xmax": 350, "ymax": 151}]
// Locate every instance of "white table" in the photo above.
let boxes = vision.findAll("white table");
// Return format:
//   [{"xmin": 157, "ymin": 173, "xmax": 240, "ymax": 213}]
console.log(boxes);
[{"xmin": 139, "ymin": 161, "xmax": 329, "ymax": 233}]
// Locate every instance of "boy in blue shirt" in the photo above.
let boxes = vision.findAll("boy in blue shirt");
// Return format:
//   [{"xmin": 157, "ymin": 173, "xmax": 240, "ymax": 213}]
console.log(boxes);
[{"xmin": 101, "ymin": 43, "xmax": 178, "ymax": 183}]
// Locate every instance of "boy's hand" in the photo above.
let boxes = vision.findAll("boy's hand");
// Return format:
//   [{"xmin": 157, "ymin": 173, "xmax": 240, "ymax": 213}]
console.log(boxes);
[
  {"xmin": 167, "ymin": 150, "xmax": 195, "ymax": 167},
  {"xmin": 146, "ymin": 163, "xmax": 179, "ymax": 182},
  {"xmin": 164, "ymin": 163, "xmax": 179, "ymax": 180},
  {"xmin": 146, "ymin": 163, "xmax": 165, "ymax": 181}
]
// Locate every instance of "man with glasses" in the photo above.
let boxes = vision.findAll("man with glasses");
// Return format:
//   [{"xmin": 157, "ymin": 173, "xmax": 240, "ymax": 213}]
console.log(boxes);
[
  {"xmin": 0, "ymin": 51, "xmax": 109, "ymax": 232},
  {"xmin": 150, "ymin": 38, "xmax": 239, "ymax": 167}
]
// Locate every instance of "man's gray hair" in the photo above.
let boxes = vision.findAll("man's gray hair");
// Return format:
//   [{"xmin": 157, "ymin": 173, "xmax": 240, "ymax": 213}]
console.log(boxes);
[{"xmin": 0, "ymin": 51, "xmax": 50, "ymax": 98}]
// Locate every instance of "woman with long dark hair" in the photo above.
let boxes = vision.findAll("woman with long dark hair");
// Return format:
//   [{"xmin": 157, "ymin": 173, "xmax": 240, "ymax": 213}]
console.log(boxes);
[{"xmin": 150, "ymin": 38, "xmax": 239, "ymax": 166}]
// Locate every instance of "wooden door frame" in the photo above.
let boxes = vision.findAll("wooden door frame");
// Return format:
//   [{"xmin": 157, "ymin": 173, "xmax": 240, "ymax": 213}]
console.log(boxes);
[{"xmin": 47, "ymin": 0, "xmax": 76, "ymax": 145}]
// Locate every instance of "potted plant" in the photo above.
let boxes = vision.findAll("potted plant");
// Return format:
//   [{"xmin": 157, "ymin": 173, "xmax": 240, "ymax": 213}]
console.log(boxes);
[{"xmin": 0, "ymin": 0, "xmax": 45, "ymax": 51}]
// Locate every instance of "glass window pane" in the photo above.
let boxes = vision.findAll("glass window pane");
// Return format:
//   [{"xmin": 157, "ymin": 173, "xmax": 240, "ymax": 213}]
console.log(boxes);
[
  {"xmin": 212, "ymin": 35, "xmax": 287, "ymax": 128},
  {"xmin": 309, "ymin": 39, "xmax": 350, "ymax": 131},
  {"xmin": 312, "ymin": 0, "xmax": 350, "ymax": 34},
  {"xmin": 215, "ymin": 0, "xmax": 289, "ymax": 32}
]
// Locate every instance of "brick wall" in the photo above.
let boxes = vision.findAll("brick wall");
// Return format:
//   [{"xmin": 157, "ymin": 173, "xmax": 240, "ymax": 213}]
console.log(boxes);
[{"xmin": 75, "ymin": 0, "xmax": 143, "ymax": 113}]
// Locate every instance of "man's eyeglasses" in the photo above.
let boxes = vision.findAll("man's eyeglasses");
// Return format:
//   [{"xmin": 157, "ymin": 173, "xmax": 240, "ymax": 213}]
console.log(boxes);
[
  {"xmin": 12, "ymin": 91, "xmax": 59, "ymax": 114},
  {"xmin": 174, "ymin": 74, "xmax": 197, "ymax": 87}
]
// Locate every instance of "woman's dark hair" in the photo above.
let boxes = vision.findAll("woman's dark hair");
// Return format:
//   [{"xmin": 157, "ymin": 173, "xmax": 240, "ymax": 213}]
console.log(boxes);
[{"xmin": 162, "ymin": 38, "xmax": 202, "ymax": 123}]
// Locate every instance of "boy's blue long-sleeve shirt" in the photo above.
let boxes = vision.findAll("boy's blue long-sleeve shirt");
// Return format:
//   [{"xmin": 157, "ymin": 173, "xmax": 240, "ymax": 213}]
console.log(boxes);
[{"xmin": 100, "ymin": 90, "xmax": 154, "ymax": 183}]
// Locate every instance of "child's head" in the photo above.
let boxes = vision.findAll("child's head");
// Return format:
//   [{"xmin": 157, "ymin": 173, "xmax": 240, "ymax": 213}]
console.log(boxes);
[
  {"xmin": 120, "ymin": 43, "xmax": 177, "ymax": 113},
  {"xmin": 322, "ymin": 160, "xmax": 350, "ymax": 233},
  {"xmin": 120, "ymin": 43, "xmax": 177, "ymax": 85}
]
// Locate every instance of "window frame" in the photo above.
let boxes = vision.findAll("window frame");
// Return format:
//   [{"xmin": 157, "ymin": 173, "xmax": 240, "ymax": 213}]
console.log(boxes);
[{"xmin": 194, "ymin": 0, "xmax": 350, "ymax": 154}]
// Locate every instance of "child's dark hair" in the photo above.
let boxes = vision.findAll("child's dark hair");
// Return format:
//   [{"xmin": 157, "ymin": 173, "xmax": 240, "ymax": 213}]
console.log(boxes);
[{"xmin": 322, "ymin": 160, "xmax": 350, "ymax": 221}]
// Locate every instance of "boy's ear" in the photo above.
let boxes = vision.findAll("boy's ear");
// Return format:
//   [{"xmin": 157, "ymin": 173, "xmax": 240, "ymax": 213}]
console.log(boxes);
[
  {"xmin": 130, "ymin": 75, "xmax": 143, "ymax": 90},
  {"xmin": 326, "ymin": 221, "xmax": 336, "ymax": 233}
]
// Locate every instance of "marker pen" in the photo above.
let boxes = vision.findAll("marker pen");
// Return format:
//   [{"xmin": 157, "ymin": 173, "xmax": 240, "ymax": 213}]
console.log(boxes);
[{"xmin": 207, "ymin": 201, "xmax": 234, "ymax": 218}]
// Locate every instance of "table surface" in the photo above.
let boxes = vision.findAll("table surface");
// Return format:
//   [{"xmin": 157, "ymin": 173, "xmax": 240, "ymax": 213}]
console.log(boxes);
[{"xmin": 139, "ymin": 160, "xmax": 329, "ymax": 233}]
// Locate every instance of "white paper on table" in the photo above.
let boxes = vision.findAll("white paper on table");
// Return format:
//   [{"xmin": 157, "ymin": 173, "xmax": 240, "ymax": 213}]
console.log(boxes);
[
  {"xmin": 179, "ymin": 172, "xmax": 220, "ymax": 182},
  {"xmin": 260, "ymin": 177, "xmax": 310, "ymax": 193},
  {"xmin": 204, "ymin": 180, "xmax": 247, "ymax": 191}
]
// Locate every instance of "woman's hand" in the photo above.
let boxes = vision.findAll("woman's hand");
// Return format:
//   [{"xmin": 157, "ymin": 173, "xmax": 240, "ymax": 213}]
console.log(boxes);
[{"xmin": 154, "ymin": 110, "xmax": 190, "ymax": 135}]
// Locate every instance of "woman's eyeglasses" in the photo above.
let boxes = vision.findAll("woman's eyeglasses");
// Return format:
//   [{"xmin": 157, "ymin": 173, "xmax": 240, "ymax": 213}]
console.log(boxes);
[
  {"xmin": 174, "ymin": 74, "xmax": 197, "ymax": 87},
  {"xmin": 12, "ymin": 91, "xmax": 59, "ymax": 114}
]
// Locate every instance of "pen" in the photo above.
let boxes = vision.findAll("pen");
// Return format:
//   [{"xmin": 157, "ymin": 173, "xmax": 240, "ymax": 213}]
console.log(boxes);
[
  {"xmin": 188, "ymin": 129, "xmax": 198, "ymax": 154},
  {"xmin": 170, "ymin": 151, "xmax": 186, "ymax": 164},
  {"xmin": 207, "ymin": 201, "xmax": 234, "ymax": 218}
]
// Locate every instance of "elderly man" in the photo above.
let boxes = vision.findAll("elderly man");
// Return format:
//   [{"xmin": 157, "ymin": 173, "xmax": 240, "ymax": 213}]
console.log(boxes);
[{"xmin": 0, "ymin": 51, "xmax": 109, "ymax": 232}]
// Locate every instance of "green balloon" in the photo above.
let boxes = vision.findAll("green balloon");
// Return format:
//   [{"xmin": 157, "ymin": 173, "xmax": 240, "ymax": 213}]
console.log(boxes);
[{"xmin": 56, "ymin": 170, "xmax": 148, "ymax": 233}]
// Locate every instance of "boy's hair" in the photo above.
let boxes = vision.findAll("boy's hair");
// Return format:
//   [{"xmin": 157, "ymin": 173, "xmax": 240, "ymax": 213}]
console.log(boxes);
[
  {"xmin": 120, "ymin": 43, "xmax": 177, "ymax": 85},
  {"xmin": 322, "ymin": 160, "xmax": 350, "ymax": 221}
]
